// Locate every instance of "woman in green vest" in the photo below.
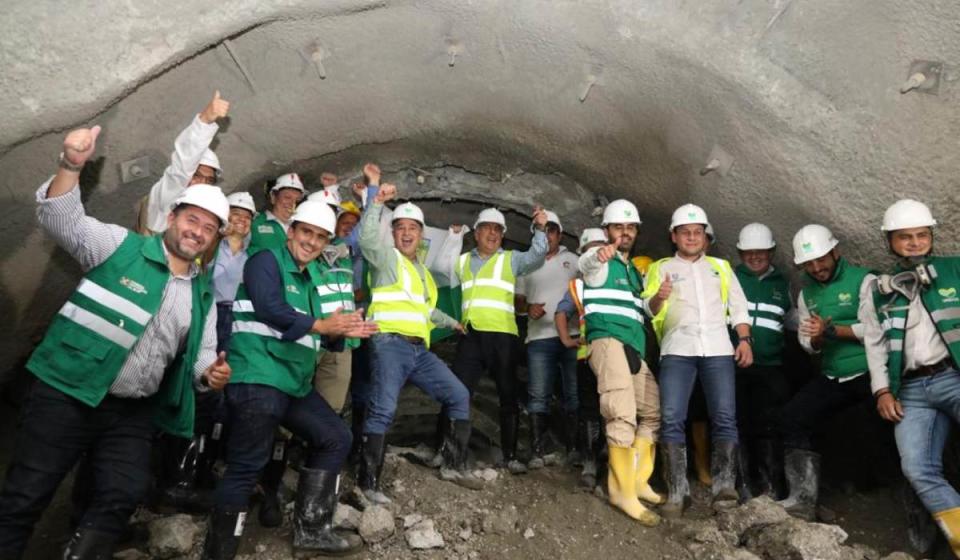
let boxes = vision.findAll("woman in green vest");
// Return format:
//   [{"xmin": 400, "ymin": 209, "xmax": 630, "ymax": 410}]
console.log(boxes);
[
  {"xmin": 248, "ymin": 172, "xmax": 305, "ymax": 254},
  {"xmin": 860, "ymin": 199, "xmax": 960, "ymax": 557}
]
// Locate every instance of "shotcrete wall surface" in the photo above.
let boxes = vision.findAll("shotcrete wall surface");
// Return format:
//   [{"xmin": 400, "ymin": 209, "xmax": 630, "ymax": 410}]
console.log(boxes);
[{"xmin": 0, "ymin": 0, "xmax": 957, "ymax": 377}]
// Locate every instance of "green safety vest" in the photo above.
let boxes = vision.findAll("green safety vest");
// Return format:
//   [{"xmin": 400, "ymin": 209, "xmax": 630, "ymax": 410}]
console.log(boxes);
[
  {"xmin": 801, "ymin": 257, "xmax": 871, "ymax": 379},
  {"xmin": 581, "ymin": 255, "xmax": 647, "ymax": 356},
  {"xmin": 368, "ymin": 249, "xmax": 439, "ymax": 347},
  {"xmin": 229, "ymin": 246, "xmax": 323, "ymax": 397},
  {"xmin": 457, "ymin": 251, "xmax": 518, "ymax": 335},
  {"xmin": 873, "ymin": 256, "xmax": 960, "ymax": 396},
  {"xmin": 734, "ymin": 264, "xmax": 791, "ymax": 366},
  {"xmin": 316, "ymin": 239, "xmax": 360, "ymax": 351},
  {"xmin": 641, "ymin": 255, "xmax": 734, "ymax": 344},
  {"xmin": 248, "ymin": 213, "xmax": 287, "ymax": 255},
  {"xmin": 27, "ymin": 234, "xmax": 212, "ymax": 438}
]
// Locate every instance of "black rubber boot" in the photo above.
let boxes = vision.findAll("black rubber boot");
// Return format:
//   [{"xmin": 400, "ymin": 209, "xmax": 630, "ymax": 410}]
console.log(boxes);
[
  {"xmin": 499, "ymin": 411, "xmax": 527, "ymax": 474},
  {"xmin": 711, "ymin": 441, "xmax": 740, "ymax": 509},
  {"xmin": 159, "ymin": 434, "xmax": 217, "ymax": 514},
  {"xmin": 292, "ymin": 468, "xmax": 362, "ymax": 557},
  {"xmin": 428, "ymin": 411, "xmax": 448, "ymax": 468},
  {"xmin": 579, "ymin": 419, "xmax": 601, "ymax": 488},
  {"xmin": 660, "ymin": 442, "xmax": 690, "ymax": 519},
  {"xmin": 755, "ymin": 438, "xmax": 781, "ymax": 499},
  {"xmin": 778, "ymin": 448, "xmax": 820, "ymax": 521},
  {"xmin": 62, "ymin": 527, "xmax": 116, "ymax": 560},
  {"xmin": 564, "ymin": 412, "xmax": 583, "ymax": 466},
  {"xmin": 358, "ymin": 433, "xmax": 390, "ymax": 505},
  {"xmin": 736, "ymin": 442, "xmax": 754, "ymax": 502},
  {"xmin": 347, "ymin": 405, "xmax": 366, "ymax": 468},
  {"xmin": 439, "ymin": 420, "xmax": 484, "ymax": 490},
  {"xmin": 528, "ymin": 413, "xmax": 548, "ymax": 470},
  {"xmin": 258, "ymin": 438, "xmax": 287, "ymax": 528},
  {"xmin": 201, "ymin": 507, "xmax": 247, "ymax": 560}
]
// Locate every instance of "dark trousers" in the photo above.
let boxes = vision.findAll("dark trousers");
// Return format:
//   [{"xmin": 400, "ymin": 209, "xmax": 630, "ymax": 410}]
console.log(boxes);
[
  {"xmin": 0, "ymin": 380, "xmax": 154, "ymax": 557},
  {"xmin": 452, "ymin": 329, "xmax": 520, "ymax": 416},
  {"xmin": 576, "ymin": 360, "xmax": 600, "ymax": 419},
  {"xmin": 215, "ymin": 383, "xmax": 351, "ymax": 508},
  {"xmin": 736, "ymin": 364, "xmax": 792, "ymax": 440},
  {"xmin": 779, "ymin": 373, "xmax": 872, "ymax": 450},
  {"xmin": 215, "ymin": 302, "xmax": 234, "ymax": 354}
]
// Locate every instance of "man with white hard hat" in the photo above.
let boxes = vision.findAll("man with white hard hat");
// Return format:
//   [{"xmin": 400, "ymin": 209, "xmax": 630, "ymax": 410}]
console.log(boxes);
[
  {"xmin": 515, "ymin": 210, "xmax": 581, "ymax": 469},
  {"xmin": 641, "ymin": 203, "xmax": 753, "ymax": 517},
  {"xmin": 139, "ymin": 90, "xmax": 230, "ymax": 234},
  {"xmin": 578, "ymin": 200, "xmax": 662, "ymax": 526},
  {"xmin": 248, "ymin": 172, "xmax": 306, "ymax": 254},
  {"xmin": 447, "ymin": 204, "xmax": 549, "ymax": 474},
  {"xmin": 732, "ymin": 223, "xmax": 794, "ymax": 500},
  {"xmin": 859, "ymin": 199, "xmax": 960, "ymax": 555},
  {"xmin": 0, "ymin": 126, "xmax": 232, "ymax": 559},
  {"xmin": 203, "ymin": 200, "xmax": 378, "ymax": 559},
  {"xmin": 776, "ymin": 224, "xmax": 875, "ymax": 521},
  {"xmin": 358, "ymin": 184, "xmax": 483, "ymax": 506}
]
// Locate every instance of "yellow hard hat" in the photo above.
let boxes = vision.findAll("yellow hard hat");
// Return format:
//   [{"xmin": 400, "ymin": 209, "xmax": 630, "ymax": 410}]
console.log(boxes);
[
  {"xmin": 339, "ymin": 200, "xmax": 362, "ymax": 217},
  {"xmin": 632, "ymin": 255, "xmax": 653, "ymax": 274}
]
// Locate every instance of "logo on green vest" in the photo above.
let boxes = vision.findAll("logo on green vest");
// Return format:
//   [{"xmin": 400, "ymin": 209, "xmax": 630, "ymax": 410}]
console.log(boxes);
[
  {"xmin": 286, "ymin": 284, "xmax": 301, "ymax": 295},
  {"xmin": 119, "ymin": 277, "xmax": 147, "ymax": 295},
  {"xmin": 838, "ymin": 292, "xmax": 852, "ymax": 305},
  {"xmin": 940, "ymin": 287, "xmax": 959, "ymax": 303},
  {"xmin": 258, "ymin": 225, "xmax": 275, "ymax": 234},
  {"xmin": 802, "ymin": 242, "xmax": 813, "ymax": 253}
]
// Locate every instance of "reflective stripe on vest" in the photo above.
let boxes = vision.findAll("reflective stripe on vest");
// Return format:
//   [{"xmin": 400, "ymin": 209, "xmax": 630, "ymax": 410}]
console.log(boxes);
[
  {"xmin": 458, "ymin": 251, "xmax": 518, "ymax": 334},
  {"xmin": 231, "ymin": 320, "xmax": 318, "ymax": 350}
]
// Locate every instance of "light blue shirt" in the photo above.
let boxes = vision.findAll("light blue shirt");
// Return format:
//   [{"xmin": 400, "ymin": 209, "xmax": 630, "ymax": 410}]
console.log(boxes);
[{"xmin": 212, "ymin": 236, "xmax": 250, "ymax": 303}]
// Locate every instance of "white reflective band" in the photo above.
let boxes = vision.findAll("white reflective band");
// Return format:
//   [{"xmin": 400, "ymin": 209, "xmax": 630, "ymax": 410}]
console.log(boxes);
[
  {"xmin": 462, "ymin": 299, "xmax": 515, "ymax": 313},
  {"xmin": 76, "ymin": 279, "xmax": 152, "ymax": 326},
  {"xmin": 931, "ymin": 308, "xmax": 960, "ymax": 322},
  {"xmin": 746, "ymin": 301, "xmax": 786, "ymax": 316},
  {"xmin": 293, "ymin": 307, "xmax": 308, "ymax": 315},
  {"xmin": 944, "ymin": 329, "xmax": 960, "ymax": 345},
  {"xmin": 321, "ymin": 301, "xmax": 355, "ymax": 314},
  {"xmin": 371, "ymin": 291, "xmax": 425, "ymax": 304},
  {"xmin": 583, "ymin": 289, "xmax": 643, "ymax": 308},
  {"xmin": 232, "ymin": 320, "xmax": 317, "ymax": 350},
  {"xmin": 889, "ymin": 339, "xmax": 904, "ymax": 352},
  {"xmin": 461, "ymin": 278, "xmax": 516, "ymax": 293},
  {"xmin": 316, "ymin": 284, "xmax": 354, "ymax": 297},
  {"xmin": 583, "ymin": 303, "xmax": 643, "ymax": 323},
  {"xmin": 372, "ymin": 311, "xmax": 428, "ymax": 324},
  {"xmin": 753, "ymin": 317, "xmax": 783, "ymax": 333},
  {"xmin": 492, "ymin": 253, "xmax": 506, "ymax": 279},
  {"xmin": 59, "ymin": 301, "xmax": 137, "ymax": 349},
  {"xmin": 233, "ymin": 300, "xmax": 255, "ymax": 313},
  {"xmin": 882, "ymin": 317, "xmax": 907, "ymax": 331}
]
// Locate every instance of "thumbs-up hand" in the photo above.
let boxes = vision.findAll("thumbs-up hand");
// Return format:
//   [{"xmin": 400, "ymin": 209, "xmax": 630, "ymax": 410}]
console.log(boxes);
[
  {"xmin": 649, "ymin": 273, "xmax": 673, "ymax": 314},
  {"xmin": 204, "ymin": 351, "xmax": 232, "ymax": 390},
  {"xmin": 597, "ymin": 238, "xmax": 619, "ymax": 263},
  {"xmin": 199, "ymin": 90, "xmax": 230, "ymax": 124}
]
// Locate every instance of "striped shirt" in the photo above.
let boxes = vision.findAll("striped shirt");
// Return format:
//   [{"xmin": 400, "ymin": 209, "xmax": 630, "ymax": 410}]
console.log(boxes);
[{"xmin": 36, "ymin": 178, "xmax": 217, "ymax": 398}]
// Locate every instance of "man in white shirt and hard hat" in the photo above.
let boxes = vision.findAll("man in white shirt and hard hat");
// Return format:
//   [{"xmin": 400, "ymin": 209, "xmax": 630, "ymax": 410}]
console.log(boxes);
[{"xmin": 642, "ymin": 203, "xmax": 754, "ymax": 518}]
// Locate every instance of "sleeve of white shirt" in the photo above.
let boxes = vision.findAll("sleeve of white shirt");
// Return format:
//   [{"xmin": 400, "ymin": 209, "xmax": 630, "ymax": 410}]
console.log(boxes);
[
  {"xmin": 515, "ymin": 274, "xmax": 527, "ymax": 297},
  {"xmin": 858, "ymin": 277, "xmax": 889, "ymax": 394},
  {"xmin": 797, "ymin": 291, "xmax": 818, "ymax": 354},
  {"xmin": 578, "ymin": 247, "xmax": 608, "ymax": 287},
  {"xmin": 145, "ymin": 115, "xmax": 219, "ymax": 233},
  {"xmin": 193, "ymin": 303, "xmax": 219, "ymax": 390},
  {"xmin": 849, "ymin": 274, "xmax": 876, "ymax": 342},
  {"xmin": 726, "ymin": 270, "xmax": 752, "ymax": 327}
]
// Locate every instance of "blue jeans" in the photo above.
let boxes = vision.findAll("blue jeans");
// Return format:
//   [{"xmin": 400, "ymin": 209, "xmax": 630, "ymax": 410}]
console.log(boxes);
[
  {"xmin": 896, "ymin": 368, "xmax": 960, "ymax": 514},
  {"xmin": 659, "ymin": 355, "xmax": 738, "ymax": 444},
  {"xmin": 216, "ymin": 383, "xmax": 351, "ymax": 508},
  {"xmin": 527, "ymin": 337, "xmax": 579, "ymax": 414},
  {"xmin": 364, "ymin": 334, "xmax": 471, "ymax": 435}
]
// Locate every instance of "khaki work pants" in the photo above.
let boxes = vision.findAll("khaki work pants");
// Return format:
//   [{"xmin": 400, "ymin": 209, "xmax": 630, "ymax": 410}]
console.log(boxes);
[
  {"xmin": 588, "ymin": 338, "xmax": 660, "ymax": 447},
  {"xmin": 313, "ymin": 350, "xmax": 353, "ymax": 413}
]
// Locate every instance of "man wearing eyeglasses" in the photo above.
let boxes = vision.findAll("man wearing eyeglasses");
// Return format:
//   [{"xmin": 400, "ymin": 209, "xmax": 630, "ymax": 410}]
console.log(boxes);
[{"xmin": 137, "ymin": 90, "xmax": 230, "ymax": 235}]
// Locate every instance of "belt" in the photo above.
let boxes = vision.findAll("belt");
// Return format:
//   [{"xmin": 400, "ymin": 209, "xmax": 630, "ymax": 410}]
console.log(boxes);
[
  {"xmin": 903, "ymin": 358, "xmax": 955, "ymax": 380},
  {"xmin": 395, "ymin": 334, "xmax": 425, "ymax": 346}
]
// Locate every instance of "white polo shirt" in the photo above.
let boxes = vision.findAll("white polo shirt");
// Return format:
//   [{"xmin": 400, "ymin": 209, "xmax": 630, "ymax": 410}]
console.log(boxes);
[{"xmin": 516, "ymin": 246, "xmax": 580, "ymax": 343}]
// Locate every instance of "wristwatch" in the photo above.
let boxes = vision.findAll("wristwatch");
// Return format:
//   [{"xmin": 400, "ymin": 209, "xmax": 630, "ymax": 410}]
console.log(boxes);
[
  {"xmin": 823, "ymin": 324, "xmax": 838, "ymax": 339},
  {"xmin": 58, "ymin": 152, "xmax": 84, "ymax": 172},
  {"xmin": 738, "ymin": 336, "xmax": 753, "ymax": 345}
]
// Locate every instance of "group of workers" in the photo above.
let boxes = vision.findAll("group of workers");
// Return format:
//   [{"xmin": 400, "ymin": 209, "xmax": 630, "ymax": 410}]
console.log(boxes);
[{"xmin": 0, "ymin": 91, "xmax": 958, "ymax": 560}]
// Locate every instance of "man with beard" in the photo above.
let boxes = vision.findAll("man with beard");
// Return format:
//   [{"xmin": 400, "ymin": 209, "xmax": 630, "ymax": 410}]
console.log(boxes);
[
  {"xmin": 203, "ymin": 200, "xmax": 378, "ymax": 559},
  {"xmin": 248, "ymin": 172, "xmax": 306, "ymax": 254},
  {"xmin": 451, "ymin": 205, "xmax": 549, "ymax": 474},
  {"xmin": 642, "ymin": 204, "xmax": 753, "ymax": 517},
  {"xmin": 578, "ymin": 200, "xmax": 661, "ymax": 526},
  {"xmin": 859, "ymin": 199, "xmax": 960, "ymax": 555},
  {"xmin": 0, "ymin": 125, "xmax": 233, "ymax": 559},
  {"xmin": 777, "ymin": 224, "xmax": 875, "ymax": 521}
]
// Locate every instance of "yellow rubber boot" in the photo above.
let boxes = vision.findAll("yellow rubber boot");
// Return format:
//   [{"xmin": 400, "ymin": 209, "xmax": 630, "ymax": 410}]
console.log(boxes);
[
  {"xmin": 608, "ymin": 446, "xmax": 660, "ymax": 526},
  {"xmin": 934, "ymin": 507, "xmax": 960, "ymax": 557},
  {"xmin": 633, "ymin": 437, "xmax": 664, "ymax": 505},
  {"xmin": 692, "ymin": 421, "xmax": 712, "ymax": 486}
]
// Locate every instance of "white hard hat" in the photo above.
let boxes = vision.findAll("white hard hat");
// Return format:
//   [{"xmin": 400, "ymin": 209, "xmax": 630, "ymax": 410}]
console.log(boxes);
[
  {"xmin": 578, "ymin": 228, "xmax": 607, "ymax": 252},
  {"xmin": 705, "ymin": 223, "xmax": 716, "ymax": 242},
  {"xmin": 392, "ymin": 202, "xmax": 425, "ymax": 227},
  {"xmin": 199, "ymin": 149, "xmax": 221, "ymax": 175},
  {"xmin": 669, "ymin": 203, "xmax": 709, "ymax": 231},
  {"xmin": 474, "ymin": 208, "xmax": 507, "ymax": 233},
  {"xmin": 792, "ymin": 224, "xmax": 839, "ymax": 264},
  {"xmin": 172, "ymin": 185, "xmax": 230, "ymax": 226},
  {"xmin": 307, "ymin": 186, "xmax": 342, "ymax": 207},
  {"xmin": 737, "ymin": 223, "xmax": 776, "ymax": 251},
  {"xmin": 272, "ymin": 173, "xmax": 306, "ymax": 193},
  {"xmin": 601, "ymin": 199, "xmax": 641, "ymax": 226},
  {"xmin": 226, "ymin": 192, "xmax": 257, "ymax": 216},
  {"xmin": 881, "ymin": 199, "xmax": 937, "ymax": 232},
  {"xmin": 530, "ymin": 210, "xmax": 562, "ymax": 233},
  {"xmin": 290, "ymin": 200, "xmax": 337, "ymax": 234}
]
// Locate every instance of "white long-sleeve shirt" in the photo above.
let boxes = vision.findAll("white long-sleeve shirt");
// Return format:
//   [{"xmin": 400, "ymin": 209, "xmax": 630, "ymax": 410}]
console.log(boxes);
[
  {"xmin": 144, "ymin": 115, "xmax": 219, "ymax": 233},
  {"xmin": 860, "ymin": 282, "xmax": 951, "ymax": 394}
]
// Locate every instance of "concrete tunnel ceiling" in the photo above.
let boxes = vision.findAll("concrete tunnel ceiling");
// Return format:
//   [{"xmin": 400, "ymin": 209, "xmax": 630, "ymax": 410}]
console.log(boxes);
[{"xmin": 0, "ymin": 0, "xmax": 959, "ymax": 378}]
